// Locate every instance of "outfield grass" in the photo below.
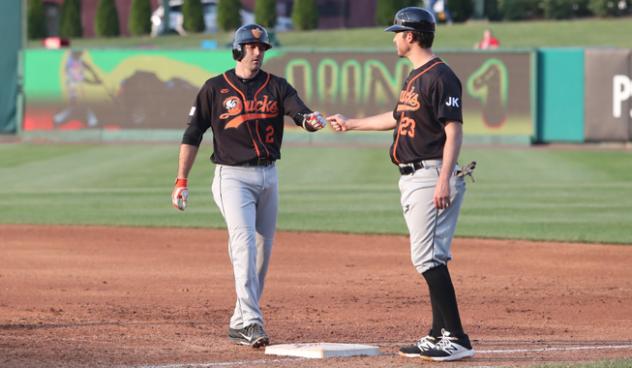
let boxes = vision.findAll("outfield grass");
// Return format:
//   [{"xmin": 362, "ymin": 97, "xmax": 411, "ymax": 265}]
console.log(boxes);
[
  {"xmin": 27, "ymin": 18, "xmax": 632, "ymax": 50},
  {"xmin": 1, "ymin": 143, "xmax": 631, "ymax": 245},
  {"xmin": 534, "ymin": 360, "xmax": 632, "ymax": 368}
]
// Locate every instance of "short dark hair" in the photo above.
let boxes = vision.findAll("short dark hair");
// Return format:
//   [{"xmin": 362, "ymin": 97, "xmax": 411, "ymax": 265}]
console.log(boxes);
[{"xmin": 408, "ymin": 31, "xmax": 434, "ymax": 49}]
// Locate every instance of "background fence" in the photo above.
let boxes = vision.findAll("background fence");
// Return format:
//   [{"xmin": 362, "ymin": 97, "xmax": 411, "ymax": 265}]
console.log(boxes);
[{"xmin": 18, "ymin": 47, "xmax": 632, "ymax": 144}]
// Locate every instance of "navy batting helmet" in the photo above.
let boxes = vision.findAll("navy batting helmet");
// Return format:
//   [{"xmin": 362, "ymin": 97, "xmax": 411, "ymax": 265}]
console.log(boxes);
[
  {"xmin": 232, "ymin": 24, "xmax": 272, "ymax": 61},
  {"xmin": 384, "ymin": 7, "xmax": 436, "ymax": 34}
]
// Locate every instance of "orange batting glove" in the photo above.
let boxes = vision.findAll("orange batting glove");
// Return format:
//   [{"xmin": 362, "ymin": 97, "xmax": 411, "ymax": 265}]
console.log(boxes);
[{"xmin": 172, "ymin": 178, "xmax": 189, "ymax": 211}]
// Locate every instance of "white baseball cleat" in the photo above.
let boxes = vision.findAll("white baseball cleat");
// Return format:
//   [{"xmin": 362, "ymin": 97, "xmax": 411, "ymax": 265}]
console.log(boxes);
[
  {"xmin": 228, "ymin": 324, "xmax": 270, "ymax": 348},
  {"xmin": 399, "ymin": 335, "xmax": 437, "ymax": 357},
  {"xmin": 420, "ymin": 329, "xmax": 474, "ymax": 361}
]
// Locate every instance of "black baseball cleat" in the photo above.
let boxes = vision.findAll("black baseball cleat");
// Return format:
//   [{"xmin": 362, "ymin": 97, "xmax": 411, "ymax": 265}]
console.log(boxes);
[
  {"xmin": 399, "ymin": 335, "xmax": 437, "ymax": 357},
  {"xmin": 421, "ymin": 329, "xmax": 474, "ymax": 361},
  {"xmin": 228, "ymin": 324, "xmax": 270, "ymax": 348}
]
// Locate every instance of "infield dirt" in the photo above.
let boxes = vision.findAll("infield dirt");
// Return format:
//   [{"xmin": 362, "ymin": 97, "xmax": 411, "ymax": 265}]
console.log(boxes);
[{"xmin": 2, "ymin": 225, "xmax": 632, "ymax": 367}]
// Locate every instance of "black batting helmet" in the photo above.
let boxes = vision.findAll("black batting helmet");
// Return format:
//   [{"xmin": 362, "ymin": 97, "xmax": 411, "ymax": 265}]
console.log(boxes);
[
  {"xmin": 232, "ymin": 24, "xmax": 272, "ymax": 61},
  {"xmin": 384, "ymin": 7, "xmax": 436, "ymax": 34}
]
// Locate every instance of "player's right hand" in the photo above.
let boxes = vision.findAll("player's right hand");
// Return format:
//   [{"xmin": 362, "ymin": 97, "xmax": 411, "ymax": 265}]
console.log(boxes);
[
  {"xmin": 327, "ymin": 114, "xmax": 348, "ymax": 132},
  {"xmin": 302, "ymin": 111, "xmax": 327, "ymax": 131},
  {"xmin": 172, "ymin": 178, "xmax": 189, "ymax": 211}
]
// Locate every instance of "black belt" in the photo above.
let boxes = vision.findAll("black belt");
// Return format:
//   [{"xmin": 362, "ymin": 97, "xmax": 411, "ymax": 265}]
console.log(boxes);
[
  {"xmin": 398, "ymin": 162, "xmax": 424, "ymax": 175},
  {"xmin": 398, "ymin": 159, "xmax": 442, "ymax": 175},
  {"xmin": 239, "ymin": 158, "xmax": 275, "ymax": 167}
]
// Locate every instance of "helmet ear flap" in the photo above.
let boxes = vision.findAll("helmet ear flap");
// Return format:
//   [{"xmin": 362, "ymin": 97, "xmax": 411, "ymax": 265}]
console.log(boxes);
[{"xmin": 232, "ymin": 45, "xmax": 244, "ymax": 61}]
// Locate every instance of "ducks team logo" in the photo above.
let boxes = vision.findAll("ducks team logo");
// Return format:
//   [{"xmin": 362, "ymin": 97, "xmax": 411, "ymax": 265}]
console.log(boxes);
[
  {"xmin": 251, "ymin": 28, "xmax": 263, "ymax": 39},
  {"xmin": 220, "ymin": 96, "xmax": 243, "ymax": 119},
  {"xmin": 396, "ymin": 87, "xmax": 421, "ymax": 112},
  {"xmin": 219, "ymin": 95, "xmax": 279, "ymax": 129}
]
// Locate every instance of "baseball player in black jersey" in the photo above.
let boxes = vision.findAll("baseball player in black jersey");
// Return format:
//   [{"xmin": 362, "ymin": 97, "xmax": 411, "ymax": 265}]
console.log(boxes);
[
  {"xmin": 171, "ymin": 24, "xmax": 326, "ymax": 348},
  {"xmin": 328, "ymin": 7, "xmax": 474, "ymax": 362}
]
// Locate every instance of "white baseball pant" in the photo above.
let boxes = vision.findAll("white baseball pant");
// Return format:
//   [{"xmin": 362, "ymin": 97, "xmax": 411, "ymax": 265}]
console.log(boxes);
[
  {"xmin": 399, "ymin": 160, "xmax": 466, "ymax": 274},
  {"xmin": 211, "ymin": 164, "xmax": 278, "ymax": 329}
]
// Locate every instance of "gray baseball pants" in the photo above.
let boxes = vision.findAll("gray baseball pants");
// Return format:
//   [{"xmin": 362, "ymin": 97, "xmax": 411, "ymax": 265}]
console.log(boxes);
[
  {"xmin": 398, "ymin": 160, "xmax": 466, "ymax": 274},
  {"xmin": 211, "ymin": 164, "xmax": 278, "ymax": 330}
]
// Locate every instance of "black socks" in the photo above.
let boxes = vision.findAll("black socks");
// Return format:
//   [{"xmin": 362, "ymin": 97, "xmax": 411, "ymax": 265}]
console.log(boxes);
[{"xmin": 422, "ymin": 264, "xmax": 465, "ymax": 338}]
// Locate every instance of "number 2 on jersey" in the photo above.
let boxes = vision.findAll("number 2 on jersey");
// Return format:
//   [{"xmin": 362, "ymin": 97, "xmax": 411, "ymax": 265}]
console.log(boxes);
[
  {"xmin": 265, "ymin": 125, "xmax": 275, "ymax": 143},
  {"xmin": 398, "ymin": 117, "xmax": 416, "ymax": 138}
]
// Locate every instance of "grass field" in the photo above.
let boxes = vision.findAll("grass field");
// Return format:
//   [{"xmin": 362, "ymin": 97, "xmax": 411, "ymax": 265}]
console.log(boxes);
[
  {"xmin": 13, "ymin": 15, "xmax": 632, "ymax": 368},
  {"xmin": 1, "ymin": 142, "xmax": 631, "ymax": 245},
  {"xmin": 534, "ymin": 361, "xmax": 632, "ymax": 368},
  {"xmin": 27, "ymin": 18, "xmax": 632, "ymax": 50}
]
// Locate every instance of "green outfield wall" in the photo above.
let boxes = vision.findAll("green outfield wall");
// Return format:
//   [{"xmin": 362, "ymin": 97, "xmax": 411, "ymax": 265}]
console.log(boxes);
[
  {"xmin": 0, "ymin": 1, "xmax": 22, "ymax": 134},
  {"xmin": 536, "ymin": 48, "xmax": 585, "ymax": 143}
]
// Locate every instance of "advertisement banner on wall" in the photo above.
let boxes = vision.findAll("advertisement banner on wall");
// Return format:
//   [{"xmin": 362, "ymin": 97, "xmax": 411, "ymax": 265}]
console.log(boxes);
[
  {"xmin": 584, "ymin": 48, "xmax": 632, "ymax": 142},
  {"xmin": 23, "ymin": 49, "xmax": 533, "ymax": 139},
  {"xmin": 267, "ymin": 51, "xmax": 533, "ymax": 138},
  {"xmin": 23, "ymin": 49, "xmax": 232, "ymax": 132}
]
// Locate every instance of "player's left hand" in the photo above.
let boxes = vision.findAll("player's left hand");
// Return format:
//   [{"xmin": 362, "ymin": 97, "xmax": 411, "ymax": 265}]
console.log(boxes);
[
  {"xmin": 172, "ymin": 178, "xmax": 189, "ymax": 211},
  {"xmin": 302, "ymin": 111, "xmax": 327, "ymax": 131}
]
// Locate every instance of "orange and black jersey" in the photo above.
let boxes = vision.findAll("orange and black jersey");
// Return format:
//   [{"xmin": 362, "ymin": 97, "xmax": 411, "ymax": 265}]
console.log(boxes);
[
  {"xmin": 390, "ymin": 57, "xmax": 463, "ymax": 165},
  {"xmin": 182, "ymin": 68, "xmax": 312, "ymax": 165}
]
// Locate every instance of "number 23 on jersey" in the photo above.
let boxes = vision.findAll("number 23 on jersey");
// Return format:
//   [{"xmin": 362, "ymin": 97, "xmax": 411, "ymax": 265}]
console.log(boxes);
[{"xmin": 398, "ymin": 117, "xmax": 416, "ymax": 138}]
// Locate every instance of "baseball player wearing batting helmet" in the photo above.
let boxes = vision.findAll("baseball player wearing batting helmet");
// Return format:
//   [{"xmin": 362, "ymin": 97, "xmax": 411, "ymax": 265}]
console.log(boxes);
[
  {"xmin": 328, "ymin": 7, "xmax": 474, "ymax": 361},
  {"xmin": 171, "ymin": 23, "xmax": 326, "ymax": 348}
]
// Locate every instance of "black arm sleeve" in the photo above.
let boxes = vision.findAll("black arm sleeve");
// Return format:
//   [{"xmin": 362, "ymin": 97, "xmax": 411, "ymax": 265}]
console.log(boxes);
[
  {"xmin": 280, "ymin": 79, "xmax": 312, "ymax": 126},
  {"xmin": 181, "ymin": 84, "xmax": 213, "ymax": 146},
  {"xmin": 182, "ymin": 124, "xmax": 206, "ymax": 146}
]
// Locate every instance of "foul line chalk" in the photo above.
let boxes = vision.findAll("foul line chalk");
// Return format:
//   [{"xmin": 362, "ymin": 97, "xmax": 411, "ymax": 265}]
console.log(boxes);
[
  {"xmin": 479, "ymin": 343, "xmax": 632, "ymax": 354},
  {"xmin": 129, "ymin": 343, "xmax": 632, "ymax": 368}
]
